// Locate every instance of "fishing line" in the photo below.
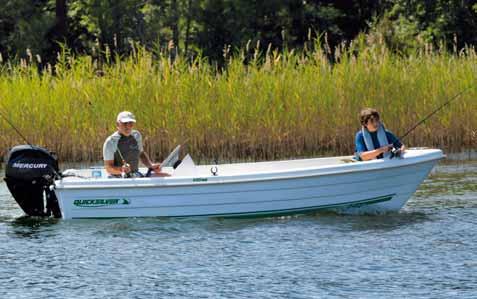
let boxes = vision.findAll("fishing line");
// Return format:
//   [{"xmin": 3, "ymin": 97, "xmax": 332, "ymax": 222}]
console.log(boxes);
[
  {"xmin": 0, "ymin": 102, "xmax": 32, "ymax": 146},
  {"xmin": 399, "ymin": 88, "xmax": 471, "ymax": 141}
]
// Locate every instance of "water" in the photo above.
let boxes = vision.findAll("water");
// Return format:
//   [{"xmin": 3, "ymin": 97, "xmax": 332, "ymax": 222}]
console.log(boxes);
[{"xmin": 1, "ymin": 161, "xmax": 476, "ymax": 298}]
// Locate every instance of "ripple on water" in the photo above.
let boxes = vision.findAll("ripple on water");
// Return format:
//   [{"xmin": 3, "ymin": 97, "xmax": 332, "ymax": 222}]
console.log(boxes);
[{"xmin": 0, "ymin": 161, "xmax": 476, "ymax": 298}]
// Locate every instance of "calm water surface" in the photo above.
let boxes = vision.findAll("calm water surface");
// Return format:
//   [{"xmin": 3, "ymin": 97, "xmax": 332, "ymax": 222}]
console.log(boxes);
[{"xmin": 0, "ymin": 161, "xmax": 476, "ymax": 298}]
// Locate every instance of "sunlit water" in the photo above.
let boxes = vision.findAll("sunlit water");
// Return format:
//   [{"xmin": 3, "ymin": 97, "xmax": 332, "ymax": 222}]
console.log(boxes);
[{"xmin": 0, "ymin": 161, "xmax": 476, "ymax": 298}]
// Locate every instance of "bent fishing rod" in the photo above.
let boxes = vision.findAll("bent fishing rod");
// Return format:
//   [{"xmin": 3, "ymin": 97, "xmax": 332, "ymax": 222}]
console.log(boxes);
[{"xmin": 399, "ymin": 88, "xmax": 471, "ymax": 141}]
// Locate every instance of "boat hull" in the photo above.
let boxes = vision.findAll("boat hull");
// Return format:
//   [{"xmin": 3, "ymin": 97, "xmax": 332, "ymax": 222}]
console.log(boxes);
[{"xmin": 54, "ymin": 151, "xmax": 441, "ymax": 219}]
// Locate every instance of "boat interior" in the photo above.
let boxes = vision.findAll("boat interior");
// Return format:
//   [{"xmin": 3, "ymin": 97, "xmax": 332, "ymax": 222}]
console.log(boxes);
[{"xmin": 61, "ymin": 154, "xmax": 356, "ymax": 180}]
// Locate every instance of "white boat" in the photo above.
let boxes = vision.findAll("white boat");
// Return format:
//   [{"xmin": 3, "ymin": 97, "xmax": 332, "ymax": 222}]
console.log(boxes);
[{"xmin": 47, "ymin": 148, "xmax": 443, "ymax": 219}]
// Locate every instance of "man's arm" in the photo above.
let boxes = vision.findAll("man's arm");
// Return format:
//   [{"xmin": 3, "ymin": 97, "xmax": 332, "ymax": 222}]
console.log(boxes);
[
  {"xmin": 356, "ymin": 131, "xmax": 393, "ymax": 161},
  {"xmin": 140, "ymin": 151, "xmax": 170, "ymax": 176},
  {"xmin": 103, "ymin": 135, "xmax": 127, "ymax": 175},
  {"xmin": 104, "ymin": 160, "xmax": 130, "ymax": 175},
  {"xmin": 360, "ymin": 145, "xmax": 393, "ymax": 161},
  {"xmin": 140, "ymin": 151, "xmax": 160, "ymax": 170}
]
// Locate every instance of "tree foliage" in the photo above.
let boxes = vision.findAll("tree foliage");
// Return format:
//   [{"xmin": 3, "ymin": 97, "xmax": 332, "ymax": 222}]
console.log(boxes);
[{"xmin": 0, "ymin": 0, "xmax": 476, "ymax": 62}]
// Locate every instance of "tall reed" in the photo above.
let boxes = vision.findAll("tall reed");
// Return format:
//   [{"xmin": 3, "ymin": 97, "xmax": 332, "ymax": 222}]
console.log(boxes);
[{"xmin": 0, "ymin": 38, "xmax": 476, "ymax": 162}]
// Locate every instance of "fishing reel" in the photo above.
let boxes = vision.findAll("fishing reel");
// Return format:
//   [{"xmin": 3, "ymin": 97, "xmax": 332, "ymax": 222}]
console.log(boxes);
[{"xmin": 390, "ymin": 148, "xmax": 403, "ymax": 159}]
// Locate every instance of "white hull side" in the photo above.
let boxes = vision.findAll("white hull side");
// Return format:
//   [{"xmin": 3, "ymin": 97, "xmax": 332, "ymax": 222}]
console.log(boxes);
[{"xmin": 55, "ymin": 160, "xmax": 437, "ymax": 219}]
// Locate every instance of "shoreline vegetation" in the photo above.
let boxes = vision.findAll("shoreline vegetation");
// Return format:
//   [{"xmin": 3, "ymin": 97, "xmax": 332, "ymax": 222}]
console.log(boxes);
[{"xmin": 0, "ymin": 37, "xmax": 476, "ymax": 163}]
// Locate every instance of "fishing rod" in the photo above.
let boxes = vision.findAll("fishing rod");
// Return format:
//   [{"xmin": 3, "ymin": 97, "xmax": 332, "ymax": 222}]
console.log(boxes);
[
  {"xmin": 116, "ymin": 148, "xmax": 130, "ymax": 178},
  {"xmin": 389, "ymin": 88, "xmax": 470, "ymax": 159},
  {"xmin": 0, "ymin": 103, "xmax": 32, "ymax": 146},
  {"xmin": 399, "ymin": 88, "xmax": 470, "ymax": 141}
]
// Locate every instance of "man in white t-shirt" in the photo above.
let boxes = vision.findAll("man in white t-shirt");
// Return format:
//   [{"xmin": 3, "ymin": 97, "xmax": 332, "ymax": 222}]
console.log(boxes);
[{"xmin": 103, "ymin": 111, "xmax": 168, "ymax": 177}]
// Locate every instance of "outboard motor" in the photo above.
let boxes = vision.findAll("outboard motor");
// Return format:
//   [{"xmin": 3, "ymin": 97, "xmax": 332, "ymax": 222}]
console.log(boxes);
[{"xmin": 4, "ymin": 145, "xmax": 62, "ymax": 218}]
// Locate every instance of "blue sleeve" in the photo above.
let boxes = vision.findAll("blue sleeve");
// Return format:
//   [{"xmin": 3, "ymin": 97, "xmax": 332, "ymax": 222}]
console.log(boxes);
[
  {"xmin": 355, "ymin": 131, "xmax": 367, "ymax": 160},
  {"xmin": 386, "ymin": 131, "xmax": 403, "ymax": 148}
]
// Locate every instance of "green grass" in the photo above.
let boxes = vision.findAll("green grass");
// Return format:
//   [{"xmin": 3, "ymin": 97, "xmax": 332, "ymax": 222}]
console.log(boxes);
[{"xmin": 0, "ymin": 39, "xmax": 476, "ymax": 162}]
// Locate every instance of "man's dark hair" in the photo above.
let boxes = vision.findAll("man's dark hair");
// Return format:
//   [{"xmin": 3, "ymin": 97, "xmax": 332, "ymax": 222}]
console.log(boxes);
[{"xmin": 360, "ymin": 108, "xmax": 380, "ymax": 126}]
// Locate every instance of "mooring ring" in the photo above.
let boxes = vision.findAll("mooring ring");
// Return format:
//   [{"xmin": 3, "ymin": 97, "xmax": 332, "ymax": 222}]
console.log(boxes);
[{"xmin": 211, "ymin": 166, "xmax": 218, "ymax": 176}]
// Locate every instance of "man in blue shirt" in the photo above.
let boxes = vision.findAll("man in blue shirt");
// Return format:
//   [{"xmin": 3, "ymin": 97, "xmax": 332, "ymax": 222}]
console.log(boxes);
[{"xmin": 355, "ymin": 108, "xmax": 405, "ymax": 161}]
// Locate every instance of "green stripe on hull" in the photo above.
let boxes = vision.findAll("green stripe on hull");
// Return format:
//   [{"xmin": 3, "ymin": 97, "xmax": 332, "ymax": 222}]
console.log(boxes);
[
  {"xmin": 72, "ymin": 194, "xmax": 395, "ymax": 219},
  {"xmin": 220, "ymin": 194, "xmax": 395, "ymax": 219}
]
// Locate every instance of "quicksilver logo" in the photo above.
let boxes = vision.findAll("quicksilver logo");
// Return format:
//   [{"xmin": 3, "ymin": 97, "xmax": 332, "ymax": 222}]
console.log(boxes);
[
  {"xmin": 74, "ymin": 198, "xmax": 130, "ymax": 207},
  {"xmin": 12, "ymin": 163, "xmax": 48, "ymax": 169}
]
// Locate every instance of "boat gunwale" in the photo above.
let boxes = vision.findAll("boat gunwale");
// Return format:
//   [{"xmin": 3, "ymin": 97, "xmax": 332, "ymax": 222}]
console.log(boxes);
[
  {"xmin": 65, "ymin": 165, "xmax": 425, "ymax": 198},
  {"xmin": 54, "ymin": 150, "xmax": 444, "ymax": 190}
]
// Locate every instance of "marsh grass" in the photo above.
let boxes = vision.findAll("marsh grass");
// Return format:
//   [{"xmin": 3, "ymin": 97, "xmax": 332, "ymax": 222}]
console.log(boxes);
[{"xmin": 0, "ymin": 38, "xmax": 476, "ymax": 162}]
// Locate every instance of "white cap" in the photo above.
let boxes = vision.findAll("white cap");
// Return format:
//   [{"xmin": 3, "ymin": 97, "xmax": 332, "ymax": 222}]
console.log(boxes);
[{"xmin": 116, "ymin": 111, "xmax": 136, "ymax": 123}]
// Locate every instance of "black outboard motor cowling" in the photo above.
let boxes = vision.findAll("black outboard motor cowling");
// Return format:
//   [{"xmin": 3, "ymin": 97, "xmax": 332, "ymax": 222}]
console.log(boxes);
[{"xmin": 4, "ymin": 145, "xmax": 61, "ymax": 218}]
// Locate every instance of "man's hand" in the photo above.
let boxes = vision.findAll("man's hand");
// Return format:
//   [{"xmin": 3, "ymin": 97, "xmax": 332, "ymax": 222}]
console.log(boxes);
[
  {"xmin": 380, "ymin": 144, "xmax": 393, "ymax": 153},
  {"xmin": 149, "ymin": 163, "xmax": 162, "ymax": 172},
  {"xmin": 121, "ymin": 163, "xmax": 131, "ymax": 174},
  {"xmin": 149, "ymin": 163, "xmax": 171, "ymax": 177}
]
